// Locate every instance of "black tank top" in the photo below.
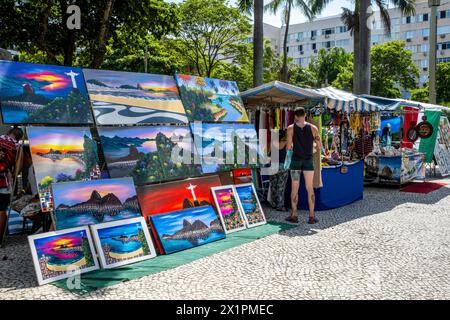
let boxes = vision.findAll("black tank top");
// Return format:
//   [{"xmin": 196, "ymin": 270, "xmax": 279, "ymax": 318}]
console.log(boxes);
[{"xmin": 292, "ymin": 123, "xmax": 313, "ymax": 161}]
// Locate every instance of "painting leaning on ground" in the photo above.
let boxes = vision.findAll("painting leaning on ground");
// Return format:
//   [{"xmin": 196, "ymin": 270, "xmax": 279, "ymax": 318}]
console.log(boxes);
[
  {"xmin": 0, "ymin": 60, "xmax": 93, "ymax": 124},
  {"xmin": 52, "ymin": 177, "xmax": 142, "ymax": 230}
]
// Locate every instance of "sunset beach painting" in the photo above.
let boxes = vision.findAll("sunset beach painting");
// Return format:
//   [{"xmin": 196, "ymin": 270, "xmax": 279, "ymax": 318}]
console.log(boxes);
[
  {"xmin": 28, "ymin": 226, "xmax": 99, "ymax": 286},
  {"xmin": 99, "ymin": 126, "xmax": 201, "ymax": 184},
  {"xmin": 90, "ymin": 217, "xmax": 156, "ymax": 269},
  {"xmin": 235, "ymin": 183, "xmax": 266, "ymax": 228},
  {"xmin": 175, "ymin": 74, "xmax": 249, "ymax": 122},
  {"xmin": 27, "ymin": 126, "xmax": 100, "ymax": 212},
  {"xmin": 52, "ymin": 177, "xmax": 142, "ymax": 230},
  {"xmin": 83, "ymin": 69, "xmax": 187, "ymax": 125},
  {"xmin": 211, "ymin": 186, "xmax": 246, "ymax": 234},
  {"xmin": 0, "ymin": 61, "xmax": 93, "ymax": 124}
]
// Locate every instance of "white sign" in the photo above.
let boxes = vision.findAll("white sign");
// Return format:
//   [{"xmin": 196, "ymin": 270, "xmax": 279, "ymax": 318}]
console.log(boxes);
[{"xmin": 434, "ymin": 117, "xmax": 450, "ymax": 176}]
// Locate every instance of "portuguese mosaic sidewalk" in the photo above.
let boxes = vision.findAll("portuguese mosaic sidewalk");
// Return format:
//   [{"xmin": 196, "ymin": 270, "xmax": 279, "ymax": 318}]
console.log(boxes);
[{"xmin": 1, "ymin": 178, "xmax": 449, "ymax": 300}]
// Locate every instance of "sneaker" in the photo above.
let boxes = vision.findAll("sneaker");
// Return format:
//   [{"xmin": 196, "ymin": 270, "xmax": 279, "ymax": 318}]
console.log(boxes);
[
  {"xmin": 308, "ymin": 216, "xmax": 319, "ymax": 224},
  {"xmin": 285, "ymin": 216, "xmax": 299, "ymax": 223}
]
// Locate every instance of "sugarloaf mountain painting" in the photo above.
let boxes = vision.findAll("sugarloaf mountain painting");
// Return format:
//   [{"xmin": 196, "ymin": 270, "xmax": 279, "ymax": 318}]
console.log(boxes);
[
  {"xmin": 150, "ymin": 206, "xmax": 225, "ymax": 254},
  {"xmin": 52, "ymin": 178, "xmax": 142, "ymax": 230},
  {"xmin": 27, "ymin": 126, "xmax": 100, "ymax": 211},
  {"xmin": 91, "ymin": 217, "xmax": 156, "ymax": 269},
  {"xmin": 28, "ymin": 227, "xmax": 99, "ymax": 286},
  {"xmin": 175, "ymin": 74, "xmax": 249, "ymax": 122},
  {"xmin": 83, "ymin": 69, "xmax": 187, "ymax": 125},
  {"xmin": 99, "ymin": 126, "xmax": 202, "ymax": 184},
  {"xmin": 0, "ymin": 61, "xmax": 93, "ymax": 124}
]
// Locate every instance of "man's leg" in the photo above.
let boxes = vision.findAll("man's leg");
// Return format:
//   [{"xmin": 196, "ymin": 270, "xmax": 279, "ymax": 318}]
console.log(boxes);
[
  {"xmin": 290, "ymin": 170, "xmax": 301, "ymax": 218},
  {"xmin": 303, "ymin": 170, "xmax": 315, "ymax": 222}
]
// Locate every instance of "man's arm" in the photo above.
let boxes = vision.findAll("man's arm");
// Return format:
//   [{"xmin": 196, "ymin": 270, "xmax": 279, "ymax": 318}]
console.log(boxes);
[
  {"xmin": 311, "ymin": 125, "xmax": 322, "ymax": 153},
  {"xmin": 286, "ymin": 125, "xmax": 293, "ymax": 150}
]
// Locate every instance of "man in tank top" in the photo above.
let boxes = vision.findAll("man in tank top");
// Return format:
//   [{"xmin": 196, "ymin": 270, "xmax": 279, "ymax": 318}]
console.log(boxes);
[{"xmin": 286, "ymin": 107, "xmax": 322, "ymax": 224}]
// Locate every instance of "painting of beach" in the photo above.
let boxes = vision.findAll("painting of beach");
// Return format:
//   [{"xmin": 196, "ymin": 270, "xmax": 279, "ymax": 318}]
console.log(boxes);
[
  {"xmin": 175, "ymin": 74, "xmax": 249, "ymax": 122},
  {"xmin": 235, "ymin": 183, "xmax": 266, "ymax": 228},
  {"xmin": 91, "ymin": 217, "xmax": 156, "ymax": 269},
  {"xmin": 0, "ymin": 61, "xmax": 93, "ymax": 124},
  {"xmin": 28, "ymin": 226, "xmax": 99, "ymax": 286},
  {"xmin": 190, "ymin": 123, "xmax": 260, "ymax": 173},
  {"xmin": 27, "ymin": 126, "xmax": 100, "ymax": 212},
  {"xmin": 52, "ymin": 177, "xmax": 142, "ymax": 230},
  {"xmin": 211, "ymin": 186, "xmax": 246, "ymax": 234},
  {"xmin": 83, "ymin": 69, "xmax": 187, "ymax": 125},
  {"xmin": 99, "ymin": 126, "xmax": 202, "ymax": 184},
  {"xmin": 150, "ymin": 206, "xmax": 225, "ymax": 254}
]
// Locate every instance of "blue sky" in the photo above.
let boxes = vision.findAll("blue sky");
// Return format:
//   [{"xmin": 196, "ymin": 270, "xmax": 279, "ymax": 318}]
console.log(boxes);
[{"xmin": 167, "ymin": 0, "xmax": 354, "ymax": 27}]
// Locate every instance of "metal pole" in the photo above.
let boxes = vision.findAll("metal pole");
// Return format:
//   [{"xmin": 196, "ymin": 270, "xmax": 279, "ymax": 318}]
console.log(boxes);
[{"xmin": 428, "ymin": 0, "xmax": 441, "ymax": 104}]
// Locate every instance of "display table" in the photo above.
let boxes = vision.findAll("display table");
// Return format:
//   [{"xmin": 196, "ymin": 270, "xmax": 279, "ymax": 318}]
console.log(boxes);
[
  {"xmin": 285, "ymin": 160, "xmax": 364, "ymax": 211},
  {"xmin": 364, "ymin": 152, "xmax": 425, "ymax": 185}
]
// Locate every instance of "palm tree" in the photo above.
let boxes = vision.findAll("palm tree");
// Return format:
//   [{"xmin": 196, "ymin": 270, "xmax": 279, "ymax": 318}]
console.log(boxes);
[
  {"xmin": 265, "ymin": 0, "xmax": 331, "ymax": 82},
  {"xmin": 342, "ymin": 0, "xmax": 416, "ymax": 93},
  {"xmin": 239, "ymin": 0, "xmax": 265, "ymax": 87}
]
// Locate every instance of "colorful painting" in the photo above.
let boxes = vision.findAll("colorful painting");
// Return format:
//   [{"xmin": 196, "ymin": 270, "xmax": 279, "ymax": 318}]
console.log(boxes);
[
  {"xmin": 191, "ymin": 123, "xmax": 260, "ymax": 173},
  {"xmin": 0, "ymin": 61, "xmax": 93, "ymax": 124},
  {"xmin": 52, "ymin": 177, "xmax": 142, "ymax": 230},
  {"xmin": 233, "ymin": 168, "xmax": 253, "ymax": 184},
  {"xmin": 235, "ymin": 183, "xmax": 266, "ymax": 228},
  {"xmin": 175, "ymin": 74, "xmax": 249, "ymax": 122},
  {"xmin": 149, "ymin": 206, "xmax": 225, "ymax": 254},
  {"xmin": 211, "ymin": 185, "xmax": 246, "ymax": 234},
  {"xmin": 90, "ymin": 217, "xmax": 156, "ymax": 269},
  {"xmin": 28, "ymin": 126, "xmax": 100, "ymax": 211},
  {"xmin": 83, "ymin": 69, "xmax": 187, "ymax": 125},
  {"xmin": 99, "ymin": 126, "xmax": 201, "ymax": 184},
  {"xmin": 28, "ymin": 226, "xmax": 99, "ymax": 286}
]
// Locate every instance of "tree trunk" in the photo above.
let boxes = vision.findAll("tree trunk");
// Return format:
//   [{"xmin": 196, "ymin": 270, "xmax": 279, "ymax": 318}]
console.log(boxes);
[
  {"xmin": 352, "ymin": 27, "xmax": 360, "ymax": 93},
  {"xmin": 280, "ymin": 1, "xmax": 292, "ymax": 82},
  {"xmin": 253, "ymin": 0, "xmax": 264, "ymax": 87},
  {"xmin": 91, "ymin": 0, "xmax": 115, "ymax": 68},
  {"xmin": 358, "ymin": 0, "xmax": 371, "ymax": 94}
]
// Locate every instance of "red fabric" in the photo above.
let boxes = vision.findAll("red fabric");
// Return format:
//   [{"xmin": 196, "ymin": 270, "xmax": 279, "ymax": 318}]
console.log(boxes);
[
  {"xmin": 400, "ymin": 182, "xmax": 447, "ymax": 194},
  {"xmin": 0, "ymin": 135, "xmax": 19, "ymax": 188},
  {"xmin": 288, "ymin": 110, "xmax": 295, "ymax": 126},
  {"xmin": 402, "ymin": 106, "xmax": 419, "ymax": 149}
]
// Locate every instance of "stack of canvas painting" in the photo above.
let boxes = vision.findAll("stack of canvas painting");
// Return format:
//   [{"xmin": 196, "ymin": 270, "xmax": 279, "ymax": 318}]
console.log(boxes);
[
  {"xmin": 83, "ymin": 69, "xmax": 188, "ymax": 125},
  {"xmin": 27, "ymin": 126, "xmax": 100, "ymax": 211},
  {"xmin": 90, "ymin": 217, "xmax": 156, "ymax": 269},
  {"xmin": 28, "ymin": 226, "xmax": 99, "ymax": 286},
  {"xmin": 99, "ymin": 126, "xmax": 201, "ymax": 184},
  {"xmin": 175, "ymin": 74, "xmax": 249, "ymax": 122},
  {"xmin": 234, "ymin": 183, "xmax": 266, "ymax": 228},
  {"xmin": 149, "ymin": 206, "xmax": 225, "ymax": 254},
  {"xmin": 52, "ymin": 177, "xmax": 142, "ymax": 230},
  {"xmin": 0, "ymin": 61, "xmax": 93, "ymax": 124},
  {"xmin": 211, "ymin": 186, "xmax": 246, "ymax": 234}
]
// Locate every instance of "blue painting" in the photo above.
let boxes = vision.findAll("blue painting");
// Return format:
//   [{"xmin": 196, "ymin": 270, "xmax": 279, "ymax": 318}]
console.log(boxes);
[
  {"xmin": 0, "ymin": 60, "xmax": 93, "ymax": 124},
  {"xmin": 175, "ymin": 74, "xmax": 249, "ymax": 122},
  {"xmin": 83, "ymin": 69, "xmax": 187, "ymax": 125},
  {"xmin": 235, "ymin": 183, "xmax": 266, "ymax": 227},
  {"xmin": 190, "ymin": 123, "xmax": 260, "ymax": 173},
  {"xmin": 150, "ymin": 206, "xmax": 225, "ymax": 254},
  {"xmin": 52, "ymin": 177, "xmax": 142, "ymax": 230}
]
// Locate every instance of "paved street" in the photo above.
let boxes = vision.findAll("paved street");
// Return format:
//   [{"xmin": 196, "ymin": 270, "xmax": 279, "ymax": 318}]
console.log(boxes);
[{"xmin": 1, "ymin": 178, "xmax": 449, "ymax": 300}]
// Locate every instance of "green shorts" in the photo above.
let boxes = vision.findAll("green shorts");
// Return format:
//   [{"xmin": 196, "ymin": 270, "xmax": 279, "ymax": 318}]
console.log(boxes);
[{"xmin": 290, "ymin": 159, "xmax": 314, "ymax": 171}]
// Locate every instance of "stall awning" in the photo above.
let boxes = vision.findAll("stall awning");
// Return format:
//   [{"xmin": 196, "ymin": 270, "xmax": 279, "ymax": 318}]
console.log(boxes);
[
  {"xmin": 240, "ymin": 81, "xmax": 324, "ymax": 106},
  {"xmin": 307, "ymin": 87, "xmax": 381, "ymax": 112},
  {"xmin": 361, "ymin": 94, "xmax": 450, "ymax": 112}
]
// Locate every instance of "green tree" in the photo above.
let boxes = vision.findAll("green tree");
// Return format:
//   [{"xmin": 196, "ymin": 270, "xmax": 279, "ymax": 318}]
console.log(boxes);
[
  {"xmin": 179, "ymin": 0, "xmax": 251, "ymax": 78},
  {"xmin": 411, "ymin": 62, "xmax": 450, "ymax": 104},
  {"xmin": 290, "ymin": 65, "xmax": 317, "ymax": 88},
  {"xmin": 332, "ymin": 57, "xmax": 354, "ymax": 91},
  {"xmin": 411, "ymin": 87, "xmax": 429, "ymax": 103},
  {"xmin": 308, "ymin": 47, "xmax": 352, "ymax": 87}
]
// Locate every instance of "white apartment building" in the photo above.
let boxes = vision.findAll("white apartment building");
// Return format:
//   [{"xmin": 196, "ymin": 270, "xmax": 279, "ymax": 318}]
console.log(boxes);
[{"xmin": 257, "ymin": 0, "xmax": 450, "ymax": 86}]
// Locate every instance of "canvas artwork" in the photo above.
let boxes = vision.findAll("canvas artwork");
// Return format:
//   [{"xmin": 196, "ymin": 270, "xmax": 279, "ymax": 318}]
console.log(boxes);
[
  {"xmin": 27, "ymin": 126, "xmax": 100, "ymax": 211},
  {"xmin": 191, "ymin": 123, "xmax": 260, "ymax": 174},
  {"xmin": 211, "ymin": 185, "xmax": 246, "ymax": 234},
  {"xmin": 234, "ymin": 183, "xmax": 266, "ymax": 228},
  {"xmin": 28, "ymin": 226, "xmax": 99, "ymax": 286},
  {"xmin": 149, "ymin": 206, "xmax": 225, "ymax": 254},
  {"xmin": 99, "ymin": 126, "xmax": 201, "ymax": 184},
  {"xmin": 83, "ymin": 69, "xmax": 187, "ymax": 125},
  {"xmin": 0, "ymin": 61, "xmax": 93, "ymax": 124},
  {"xmin": 175, "ymin": 74, "xmax": 249, "ymax": 122},
  {"xmin": 90, "ymin": 217, "xmax": 156, "ymax": 269},
  {"xmin": 52, "ymin": 177, "xmax": 142, "ymax": 230}
]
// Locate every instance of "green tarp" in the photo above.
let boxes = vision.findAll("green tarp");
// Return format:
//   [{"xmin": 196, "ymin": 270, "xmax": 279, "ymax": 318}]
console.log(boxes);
[
  {"xmin": 52, "ymin": 221, "xmax": 295, "ymax": 295},
  {"xmin": 419, "ymin": 110, "xmax": 442, "ymax": 163}
]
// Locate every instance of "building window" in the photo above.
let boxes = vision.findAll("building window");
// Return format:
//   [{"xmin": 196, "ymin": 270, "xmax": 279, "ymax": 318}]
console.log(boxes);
[
  {"xmin": 321, "ymin": 41, "xmax": 334, "ymax": 49},
  {"xmin": 438, "ymin": 41, "xmax": 450, "ymax": 50},
  {"xmin": 322, "ymin": 28, "xmax": 334, "ymax": 36},
  {"xmin": 404, "ymin": 31, "xmax": 416, "ymax": 39},
  {"xmin": 440, "ymin": 10, "xmax": 450, "ymax": 19},
  {"xmin": 420, "ymin": 60, "xmax": 428, "ymax": 68},
  {"xmin": 336, "ymin": 39, "xmax": 350, "ymax": 47},
  {"xmin": 297, "ymin": 32, "xmax": 303, "ymax": 41},
  {"xmin": 403, "ymin": 16, "xmax": 415, "ymax": 24},
  {"xmin": 419, "ymin": 13, "xmax": 429, "ymax": 22},
  {"xmin": 298, "ymin": 44, "xmax": 303, "ymax": 52},
  {"xmin": 336, "ymin": 25, "xmax": 347, "ymax": 33},
  {"xmin": 438, "ymin": 57, "xmax": 450, "ymax": 63},
  {"xmin": 438, "ymin": 25, "xmax": 450, "ymax": 35},
  {"xmin": 422, "ymin": 28, "xmax": 430, "ymax": 37},
  {"xmin": 310, "ymin": 30, "xmax": 317, "ymax": 38},
  {"xmin": 421, "ymin": 44, "xmax": 429, "ymax": 52},
  {"xmin": 312, "ymin": 43, "xmax": 317, "ymax": 50}
]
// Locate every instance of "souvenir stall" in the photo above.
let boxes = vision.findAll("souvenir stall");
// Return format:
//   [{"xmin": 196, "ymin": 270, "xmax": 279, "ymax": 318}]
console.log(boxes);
[
  {"xmin": 361, "ymin": 95, "xmax": 447, "ymax": 185},
  {"xmin": 241, "ymin": 83, "xmax": 373, "ymax": 211}
]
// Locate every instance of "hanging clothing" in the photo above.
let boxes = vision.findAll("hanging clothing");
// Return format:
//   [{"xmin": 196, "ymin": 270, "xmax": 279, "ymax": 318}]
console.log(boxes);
[{"xmin": 401, "ymin": 107, "xmax": 419, "ymax": 149}]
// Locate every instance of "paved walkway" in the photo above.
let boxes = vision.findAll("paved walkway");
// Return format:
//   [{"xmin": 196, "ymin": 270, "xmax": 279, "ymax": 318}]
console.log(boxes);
[{"xmin": 1, "ymin": 179, "xmax": 449, "ymax": 299}]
